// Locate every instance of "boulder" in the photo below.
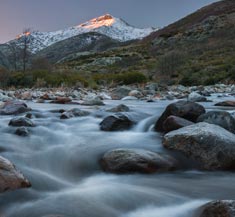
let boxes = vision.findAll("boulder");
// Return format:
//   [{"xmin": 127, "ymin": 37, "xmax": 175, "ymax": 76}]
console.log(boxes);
[
  {"xmin": 215, "ymin": 101, "xmax": 235, "ymax": 107},
  {"xmin": 200, "ymin": 200, "xmax": 235, "ymax": 217},
  {"xmin": 100, "ymin": 149, "xmax": 177, "ymax": 174},
  {"xmin": 197, "ymin": 111, "xmax": 235, "ymax": 133},
  {"xmin": 81, "ymin": 98, "xmax": 104, "ymax": 106},
  {"xmin": 60, "ymin": 108, "xmax": 90, "ymax": 119},
  {"xmin": 111, "ymin": 86, "xmax": 132, "ymax": 100},
  {"xmin": 188, "ymin": 92, "xmax": 207, "ymax": 102},
  {"xmin": 15, "ymin": 127, "xmax": 30, "ymax": 137},
  {"xmin": 128, "ymin": 90, "xmax": 143, "ymax": 98},
  {"xmin": 9, "ymin": 117, "xmax": 35, "ymax": 127},
  {"xmin": 106, "ymin": 104, "xmax": 130, "ymax": 113},
  {"xmin": 50, "ymin": 97, "xmax": 72, "ymax": 104},
  {"xmin": 0, "ymin": 101, "xmax": 31, "ymax": 115},
  {"xmin": 163, "ymin": 115, "xmax": 194, "ymax": 133},
  {"xmin": 163, "ymin": 122, "xmax": 235, "ymax": 170},
  {"xmin": 154, "ymin": 100, "xmax": 205, "ymax": 132},
  {"xmin": 20, "ymin": 91, "xmax": 33, "ymax": 100},
  {"xmin": 100, "ymin": 114, "xmax": 134, "ymax": 131},
  {"xmin": 0, "ymin": 156, "xmax": 31, "ymax": 193}
]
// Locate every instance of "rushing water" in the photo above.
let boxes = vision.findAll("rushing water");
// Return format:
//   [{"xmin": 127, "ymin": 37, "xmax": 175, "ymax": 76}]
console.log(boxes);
[{"xmin": 0, "ymin": 96, "xmax": 235, "ymax": 217}]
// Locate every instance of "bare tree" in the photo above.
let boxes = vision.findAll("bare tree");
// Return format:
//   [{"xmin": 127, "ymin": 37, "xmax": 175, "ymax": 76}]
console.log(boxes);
[{"xmin": 21, "ymin": 28, "xmax": 31, "ymax": 72}]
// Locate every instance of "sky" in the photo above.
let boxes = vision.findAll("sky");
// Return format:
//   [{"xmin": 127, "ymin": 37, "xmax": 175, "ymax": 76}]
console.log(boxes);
[{"xmin": 0, "ymin": 0, "xmax": 218, "ymax": 43}]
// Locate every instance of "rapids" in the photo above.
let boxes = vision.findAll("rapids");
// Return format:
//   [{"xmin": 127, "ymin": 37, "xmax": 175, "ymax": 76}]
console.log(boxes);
[{"xmin": 0, "ymin": 95, "xmax": 235, "ymax": 217}]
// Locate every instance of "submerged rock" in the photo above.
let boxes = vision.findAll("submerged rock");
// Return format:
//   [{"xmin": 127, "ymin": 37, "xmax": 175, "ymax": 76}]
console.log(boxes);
[
  {"xmin": 215, "ymin": 101, "xmax": 235, "ymax": 107},
  {"xmin": 60, "ymin": 108, "xmax": 90, "ymax": 119},
  {"xmin": 163, "ymin": 115, "xmax": 194, "ymax": 133},
  {"xmin": 100, "ymin": 114, "xmax": 134, "ymax": 131},
  {"xmin": 154, "ymin": 100, "xmax": 205, "ymax": 132},
  {"xmin": 197, "ymin": 111, "xmax": 235, "ymax": 133},
  {"xmin": 0, "ymin": 101, "xmax": 31, "ymax": 115},
  {"xmin": 100, "ymin": 148, "xmax": 177, "ymax": 174},
  {"xmin": 163, "ymin": 122, "xmax": 235, "ymax": 170},
  {"xmin": 9, "ymin": 117, "xmax": 35, "ymax": 127},
  {"xmin": 106, "ymin": 104, "xmax": 130, "ymax": 113},
  {"xmin": 200, "ymin": 200, "xmax": 235, "ymax": 217},
  {"xmin": 0, "ymin": 156, "xmax": 31, "ymax": 193},
  {"xmin": 15, "ymin": 127, "xmax": 30, "ymax": 137}
]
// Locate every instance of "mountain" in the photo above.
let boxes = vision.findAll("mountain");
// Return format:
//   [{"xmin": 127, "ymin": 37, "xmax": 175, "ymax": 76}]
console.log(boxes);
[
  {"xmin": 35, "ymin": 32, "xmax": 133, "ymax": 64},
  {"xmin": 59, "ymin": 0, "xmax": 235, "ymax": 86},
  {"xmin": 7, "ymin": 14, "xmax": 155, "ymax": 54}
]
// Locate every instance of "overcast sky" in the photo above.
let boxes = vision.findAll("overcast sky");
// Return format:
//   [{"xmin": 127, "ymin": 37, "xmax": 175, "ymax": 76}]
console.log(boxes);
[{"xmin": 0, "ymin": 0, "xmax": 218, "ymax": 43}]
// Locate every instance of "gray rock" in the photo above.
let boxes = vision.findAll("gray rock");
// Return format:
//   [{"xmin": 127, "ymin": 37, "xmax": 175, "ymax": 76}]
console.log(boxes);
[
  {"xmin": 60, "ymin": 108, "xmax": 90, "ymax": 119},
  {"xmin": 0, "ymin": 156, "xmax": 31, "ymax": 193},
  {"xmin": 111, "ymin": 86, "xmax": 132, "ymax": 100},
  {"xmin": 215, "ymin": 101, "xmax": 235, "ymax": 107},
  {"xmin": 100, "ymin": 114, "xmax": 134, "ymax": 131},
  {"xmin": 197, "ymin": 111, "xmax": 235, "ymax": 133},
  {"xmin": 163, "ymin": 115, "xmax": 194, "ymax": 133},
  {"xmin": 100, "ymin": 148, "xmax": 177, "ymax": 174},
  {"xmin": 15, "ymin": 127, "xmax": 30, "ymax": 137},
  {"xmin": 200, "ymin": 200, "xmax": 235, "ymax": 217},
  {"xmin": 155, "ymin": 100, "xmax": 206, "ymax": 132},
  {"xmin": 9, "ymin": 117, "xmax": 35, "ymax": 127},
  {"xmin": 188, "ymin": 92, "xmax": 207, "ymax": 102},
  {"xmin": 106, "ymin": 104, "xmax": 130, "ymax": 113},
  {"xmin": 81, "ymin": 98, "xmax": 105, "ymax": 106},
  {"xmin": 163, "ymin": 122, "xmax": 235, "ymax": 170},
  {"xmin": 0, "ymin": 101, "xmax": 31, "ymax": 115}
]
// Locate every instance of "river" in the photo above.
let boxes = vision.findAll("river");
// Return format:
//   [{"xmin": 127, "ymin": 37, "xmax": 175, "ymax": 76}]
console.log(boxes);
[{"xmin": 0, "ymin": 95, "xmax": 235, "ymax": 217}]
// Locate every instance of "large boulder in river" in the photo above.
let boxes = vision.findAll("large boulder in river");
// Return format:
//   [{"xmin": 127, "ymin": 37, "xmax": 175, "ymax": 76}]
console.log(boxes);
[
  {"xmin": 200, "ymin": 200, "xmax": 235, "ymax": 217},
  {"xmin": 0, "ymin": 101, "xmax": 31, "ymax": 115},
  {"xmin": 163, "ymin": 122, "xmax": 235, "ymax": 170},
  {"xmin": 9, "ymin": 117, "xmax": 35, "ymax": 127},
  {"xmin": 100, "ymin": 114, "xmax": 134, "ymax": 131},
  {"xmin": 100, "ymin": 149, "xmax": 177, "ymax": 174},
  {"xmin": 15, "ymin": 127, "xmax": 30, "ymax": 137},
  {"xmin": 197, "ymin": 111, "xmax": 235, "ymax": 133},
  {"xmin": 60, "ymin": 108, "xmax": 90, "ymax": 119},
  {"xmin": 0, "ymin": 156, "xmax": 31, "ymax": 193},
  {"xmin": 154, "ymin": 100, "xmax": 206, "ymax": 132},
  {"xmin": 215, "ymin": 101, "xmax": 235, "ymax": 107},
  {"xmin": 163, "ymin": 115, "xmax": 194, "ymax": 133}
]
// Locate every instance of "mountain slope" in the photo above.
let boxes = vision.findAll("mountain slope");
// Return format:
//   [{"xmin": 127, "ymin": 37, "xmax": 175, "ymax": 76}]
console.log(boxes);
[
  {"xmin": 59, "ymin": 0, "xmax": 235, "ymax": 85},
  {"xmin": 35, "ymin": 32, "xmax": 132, "ymax": 64},
  {"xmin": 8, "ymin": 14, "xmax": 155, "ymax": 53}
]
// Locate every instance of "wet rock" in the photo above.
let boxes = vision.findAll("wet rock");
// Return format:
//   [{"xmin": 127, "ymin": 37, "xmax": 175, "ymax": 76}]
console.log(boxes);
[
  {"xmin": 0, "ymin": 156, "xmax": 31, "ymax": 193},
  {"xmin": 81, "ymin": 98, "xmax": 104, "ymax": 106},
  {"xmin": 188, "ymin": 92, "xmax": 207, "ymax": 102},
  {"xmin": 121, "ymin": 96, "xmax": 138, "ymax": 101},
  {"xmin": 197, "ymin": 111, "xmax": 235, "ymax": 133},
  {"xmin": 36, "ymin": 99, "xmax": 45, "ymax": 103},
  {"xmin": 128, "ymin": 90, "xmax": 143, "ymax": 98},
  {"xmin": 0, "ymin": 92, "xmax": 12, "ymax": 101},
  {"xmin": 106, "ymin": 104, "xmax": 130, "ymax": 113},
  {"xmin": 215, "ymin": 101, "xmax": 235, "ymax": 107},
  {"xmin": 111, "ymin": 86, "xmax": 132, "ymax": 100},
  {"xmin": 0, "ymin": 101, "xmax": 31, "ymax": 115},
  {"xmin": 60, "ymin": 108, "xmax": 90, "ymax": 119},
  {"xmin": 50, "ymin": 97, "xmax": 72, "ymax": 104},
  {"xmin": 163, "ymin": 115, "xmax": 194, "ymax": 133},
  {"xmin": 9, "ymin": 117, "xmax": 35, "ymax": 127},
  {"xmin": 100, "ymin": 148, "xmax": 177, "ymax": 174},
  {"xmin": 200, "ymin": 200, "xmax": 235, "ymax": 217},
  {"xmin": 15, "ymin": 127, "xmax": 30, "ymax": 137},
  {"xmin": 20, "ymin": 91, "xmax": 32, "ymax": 100},
  {"xmin": 100, "ymin": 114, "xmax": 134, "ymax": 131},
  {"xmin": 163, "ymin": 122, "xmax": 235, "ymax": 170},
  {"xmin": 154, "ymin": 100, "xmax": 206, "ymax": 132}
]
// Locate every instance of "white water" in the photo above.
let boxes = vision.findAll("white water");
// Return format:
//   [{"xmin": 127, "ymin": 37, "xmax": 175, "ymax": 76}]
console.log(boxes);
[{"xmin": 0, "ymin": 98, "xmax": 235, "ymax": 217}]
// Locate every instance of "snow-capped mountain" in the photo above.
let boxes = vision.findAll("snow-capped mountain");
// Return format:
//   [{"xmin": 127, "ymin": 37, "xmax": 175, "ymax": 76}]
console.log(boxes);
[{"xmin": 9, "ymin": 14, "xmax": 155, "ymax": 53}]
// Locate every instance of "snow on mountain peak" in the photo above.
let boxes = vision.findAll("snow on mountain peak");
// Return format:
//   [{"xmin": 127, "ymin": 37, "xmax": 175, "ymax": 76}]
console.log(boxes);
[{"xmin": 9, "ymin": 14, "xmax": 156, "ymax": 53}]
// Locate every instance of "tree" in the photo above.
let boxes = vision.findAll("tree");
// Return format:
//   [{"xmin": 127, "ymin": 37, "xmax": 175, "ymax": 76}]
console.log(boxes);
[{"xmin": 8, "ymin": 41, "xmax": 18, "ymax": 71}]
